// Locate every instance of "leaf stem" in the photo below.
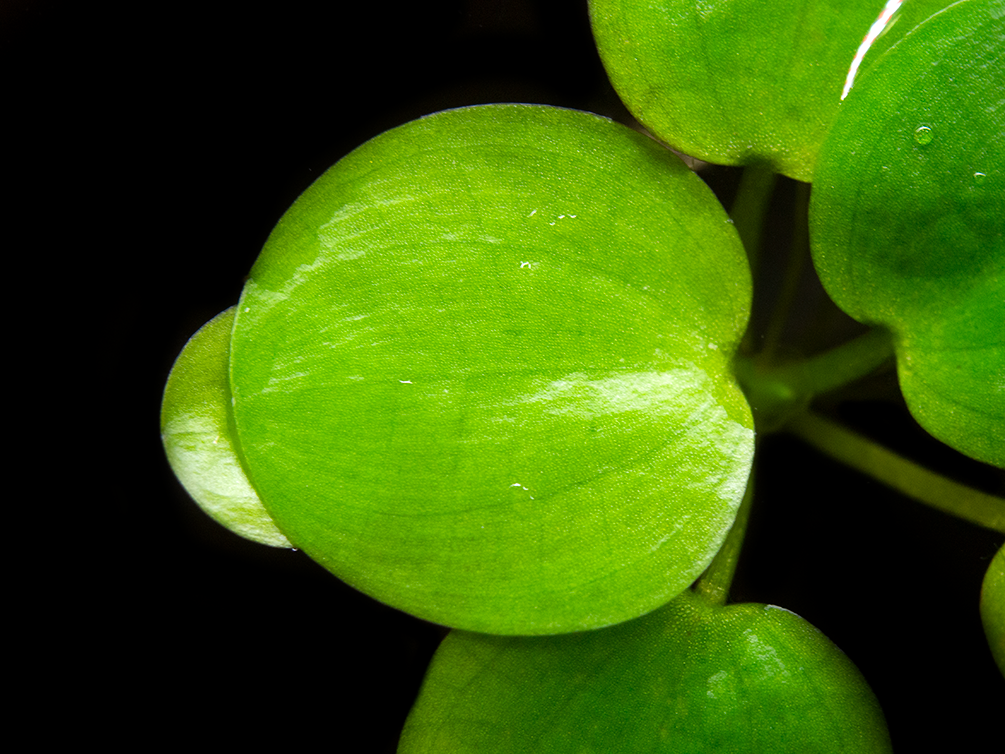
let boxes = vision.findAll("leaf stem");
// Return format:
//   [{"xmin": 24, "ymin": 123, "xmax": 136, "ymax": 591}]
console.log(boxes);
[
  {"xmin": 761, "ymin": 181, "xmax": 809, "ymax": 361},
  {"xmin": 729, "ymin": 164, "xmax": 777, "ymax": 277},
  {"xmin": 736, "ymin": 327, "xmax": 894, "ymax": 427},
  {"xmin": 787, "ymin": 411, "xmax": 1005, "ymax": 533},
  {"xmin": 778, "ymin": 326, "xmax": 893, "ymax": 399},
  {"xmin": 694, "ymin": 468, "xmax": 756, "ymax": 605}
]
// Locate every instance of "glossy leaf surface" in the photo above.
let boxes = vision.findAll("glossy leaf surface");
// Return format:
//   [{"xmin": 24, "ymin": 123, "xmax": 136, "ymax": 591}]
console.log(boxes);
[
  {"xmin": 809, "ymin": 0, "xmax": 1005, "ymax": 468},
  {"xmin": 982, "ymin": 545, "xmax": 1005, "ymax": 677},
  {"xmin": 160, "ymin": 308, "xmax": 291, "ymax": 547},
  {"xmin": 399, "ymin": 590, "xmax": 892, "ymax": 753},
  {"xmin": 229, "ymin": 104, "xmax": 754, "ymax": 634},
  {"xmin": 841, "ymin": 1, "xmax": 956, "ymax": 98},
  {"xmin": 589, "ymin": 0, "xmax": 891, "ymax": 180}
]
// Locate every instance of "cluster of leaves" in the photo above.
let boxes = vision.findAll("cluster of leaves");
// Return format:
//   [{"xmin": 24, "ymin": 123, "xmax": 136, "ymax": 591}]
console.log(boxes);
[{"xmin": 162, "ymin": 1, "xmax": 1003, "ymax": 751}]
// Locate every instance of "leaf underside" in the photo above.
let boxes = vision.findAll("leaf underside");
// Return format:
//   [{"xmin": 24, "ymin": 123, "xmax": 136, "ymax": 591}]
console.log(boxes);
[{"xmin": 160, "ymin": 307, "xmax": 291, "ymax": 548}]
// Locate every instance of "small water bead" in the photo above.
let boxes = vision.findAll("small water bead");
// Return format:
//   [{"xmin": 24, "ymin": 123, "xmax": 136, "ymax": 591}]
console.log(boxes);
[
  {"xmin": 974, "ymin": 172, "xmax": 987, "ymax": 186},
  {"xmin": 914, "ymin": 125, "xmax": 934, "ymax": 145}
]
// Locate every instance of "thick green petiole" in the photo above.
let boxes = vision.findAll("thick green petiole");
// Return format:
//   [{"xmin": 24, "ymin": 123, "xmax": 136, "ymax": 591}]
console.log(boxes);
[
  {"xmin": 729, "ymin": 163, "xmax": 777, "ymax": 277},
  {"xmin": 787, "ymin": 411, "xmax": 1005, "ymax": 534},
  {"xmin": 760, "ymin": 181, "xmax": 810, "ymax": 361},
  {"xmin": 736, "ymin": 327, "xmax": 895, "ymax": 429}
]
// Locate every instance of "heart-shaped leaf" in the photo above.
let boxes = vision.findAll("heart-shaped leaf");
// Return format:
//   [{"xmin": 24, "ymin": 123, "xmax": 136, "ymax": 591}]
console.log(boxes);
[
  {"xmin": 809, "ymin": 0, "xmax": 1005, "ymax": 468},
  {"xmin": 227, "ymin": 104, "xmax": 754, "ymax": 634},
  {"xmin": 160, "ymin": 307, "xmax": 292, "ymax": 547},
  {"xmin": 982, "ymin": 545, "xmax": 1005, "ymax": 678},
  {"xmin": 399, "ymin": 590, "xmax": 892, "ymax": 752},
  {"xmin": 589, "ymin": 0, "xmax": 900, "ymax": 180}
]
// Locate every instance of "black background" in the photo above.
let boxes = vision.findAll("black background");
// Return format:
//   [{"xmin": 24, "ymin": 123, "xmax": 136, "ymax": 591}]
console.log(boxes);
[{"xmin": 8, "ymin": 1, "xmax": 1001, "ymax": 750}]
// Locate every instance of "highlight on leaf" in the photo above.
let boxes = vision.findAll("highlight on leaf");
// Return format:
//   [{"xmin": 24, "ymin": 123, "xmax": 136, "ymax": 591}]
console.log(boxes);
[{"xmin": 589, "ymin": 0, "xmax": 906, "ymax": 180}]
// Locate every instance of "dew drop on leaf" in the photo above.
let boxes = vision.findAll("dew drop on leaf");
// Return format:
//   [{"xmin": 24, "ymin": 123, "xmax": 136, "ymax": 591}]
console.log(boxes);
[
  {"xmin": 973, "ymin": 171, "xmax": 987, "ymax": 186},
  {"xmin": 914, "ymin": 125, "xmax": 933, "ymax": 145}
]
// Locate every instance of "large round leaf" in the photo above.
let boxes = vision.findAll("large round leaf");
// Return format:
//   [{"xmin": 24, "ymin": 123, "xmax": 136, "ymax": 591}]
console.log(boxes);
[
  {"xmin": 160, "ymin": 307, "xmax": 291, "ymax": 547},
  {"xmin": 589, "ymin": 0, "xmax": 901, "ymax": 180},
  {"xmin": 809, "ymin": 0, "xmax": 1004, "ymax": 468},
  {"xmin": 982, "ymin": 545, "xmax": 1005, "ymax": 678},
  {"xmin": 399, "ymin": 590, "xmax": 892, "ymax": 752},
  {"xmin": 229, "ymin": 104, "xmax": 754, "ymax": 634}
]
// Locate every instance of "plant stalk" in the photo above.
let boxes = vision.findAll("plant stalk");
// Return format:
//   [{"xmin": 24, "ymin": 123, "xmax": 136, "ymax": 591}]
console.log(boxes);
[
  {"xmin": 735, "ymin": 327, "xmax": 895, "ymax": 429},
  {"xmin": 772, "ymin": 326, "xmax": 894, "ymax": 401},
  {"xmin": 761, "ymin": 181, "xmax": 810, "ymax": 361},
  {"xmin": 787, "ymin": 411, "xmax": 1005, "ymax": 533},
  {"xmin": 730, "ymin": 164, "xmax": 777, "ymax": 278}
]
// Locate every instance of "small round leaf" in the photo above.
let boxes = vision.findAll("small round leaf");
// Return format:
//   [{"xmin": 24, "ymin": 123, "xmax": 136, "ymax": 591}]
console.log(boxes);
[
  {"xmin": 229, "ymin": 104, "xmax": 754, "ymax": 634},
  {"xmin": 981, "ymin": 545, "xmax": 1005, "ymax": 678},
  {"xmin": 161, "ymin": 308, "xmax": 291, "ymax": 547}
]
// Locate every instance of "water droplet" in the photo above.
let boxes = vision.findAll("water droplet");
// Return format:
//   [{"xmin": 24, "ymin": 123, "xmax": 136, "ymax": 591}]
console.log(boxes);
[
  {"xmin": 974, "ymin": 172, "xmax": 987, "ymax": 186},
  {"xmin": 914, "ymin": 125, "xmax": 933, "ymax": 145}
]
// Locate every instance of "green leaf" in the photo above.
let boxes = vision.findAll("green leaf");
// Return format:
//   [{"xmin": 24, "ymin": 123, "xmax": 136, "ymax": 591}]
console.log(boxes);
[
  {"xmin": 160, "ymin": 307, "xmax": 292, "ymax": 548},
  {"xmin": 809, "ymin": 0, "xmax": 1005, "ymax": 468},
  {"xmin": 228, "ymin": 104, "xmax": 754, "ymax": 634},
  {"xmin": 398, "ymin": 590, "xmax": 892, "ymax": 753},
  {"xmin": 589, "ymin": 0, "xmax": 897, "ymax": 180},
  {"xmin": 982, "ymin": 545, "xmax": 1005, "ymax": 678},
  {"xmin": 840, "ymin": 1, "xmax": 957, "ymax": 99}
]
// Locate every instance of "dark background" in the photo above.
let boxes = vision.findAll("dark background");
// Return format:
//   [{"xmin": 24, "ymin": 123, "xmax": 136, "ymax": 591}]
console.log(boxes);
[{"xmin": 8, "ymin": 0, "xmax": 1001, "ymax": 750}]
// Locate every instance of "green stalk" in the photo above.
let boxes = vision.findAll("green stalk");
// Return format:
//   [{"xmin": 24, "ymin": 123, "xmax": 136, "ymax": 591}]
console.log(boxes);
[
  {"xmin": 774, "ymin": 326, "xmax": 893, "ymax": 399},
  {"xmin": 761, "ymin": 181, "xmax": 809, "ymax": 361},
  {"xmin": 736, "ymin": 327, "xmax": 895, "ymax": 427},
  {"xmin": 694, "ymin": 468, "xmax": 756, "ymax": 605},
  {"xmin": 730, "ymin": 164, "xmax": 777, "ymax": 277},
  {"xmin": 787, "ymin": 411, "xmax": 1005, "ymax": 534}
]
